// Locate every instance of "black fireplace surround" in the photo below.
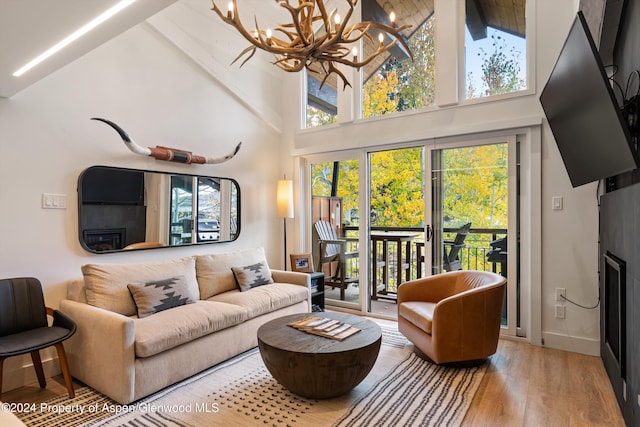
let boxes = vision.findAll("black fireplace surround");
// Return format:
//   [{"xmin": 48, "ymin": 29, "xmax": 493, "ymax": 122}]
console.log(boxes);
[{"xmin": 599, "ymin": 183, "xmax": 640, "ymax": 425}]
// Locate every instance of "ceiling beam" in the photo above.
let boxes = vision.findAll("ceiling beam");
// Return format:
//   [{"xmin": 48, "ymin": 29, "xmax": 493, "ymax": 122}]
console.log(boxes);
[
  {"xmin": 307, "ymin": 75, "xmax": 338, "ymax": 115},
  {"xmin": 465, "ymin": 0, "xmax": 488, "ymax": 41},
  {"xmin": 362, "ymin": 0, "xmax": 410, "ymax": 61}
]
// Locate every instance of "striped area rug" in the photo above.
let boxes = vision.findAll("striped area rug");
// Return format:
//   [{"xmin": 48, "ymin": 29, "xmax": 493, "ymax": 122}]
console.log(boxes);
[
  {"xmin": 15, "ymin": 324, "xmax": 486, "ymax": 427},
  {"xmin": 334, "ymin": 351, "xmax": 485, "ymax": 426}
]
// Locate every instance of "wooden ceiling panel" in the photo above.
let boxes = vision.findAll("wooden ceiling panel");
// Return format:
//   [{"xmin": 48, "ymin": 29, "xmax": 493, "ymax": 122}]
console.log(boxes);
[
  {"xmin": 362, "ymin": 0, "xmax": 434, "ymax": 81},
  {"xmin": 477, "ymin": 0, "xmax": 526, "ymax": 38}
]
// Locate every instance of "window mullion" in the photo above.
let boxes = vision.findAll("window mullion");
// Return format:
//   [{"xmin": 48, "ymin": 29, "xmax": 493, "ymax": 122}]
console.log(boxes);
[{"xmin": 434, "ymin": 0, "xmax": 462, "ymax": 107}]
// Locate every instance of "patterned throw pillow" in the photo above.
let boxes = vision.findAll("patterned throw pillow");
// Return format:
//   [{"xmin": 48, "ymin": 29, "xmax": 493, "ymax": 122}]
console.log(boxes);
[
  {"xmin": 127, "ymin": 275, "xmax": 195, "ymax": 318},
  {"xmin": 231, "ymin": 261, "xmax": 274, "ymax": 292}
]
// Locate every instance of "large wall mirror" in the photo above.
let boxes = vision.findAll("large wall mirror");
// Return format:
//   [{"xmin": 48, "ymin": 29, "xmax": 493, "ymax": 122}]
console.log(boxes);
[{"xmin": 78, "ymin": 166, "xmax": 240, "ymax": 253}]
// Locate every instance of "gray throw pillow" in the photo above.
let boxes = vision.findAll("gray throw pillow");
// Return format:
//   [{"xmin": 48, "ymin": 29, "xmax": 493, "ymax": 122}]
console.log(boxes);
[
  {"xmin": 127, "ymin": 275, "xmax": 195, "ymax": 318},
  {"xmin": 231, "ymin": 261, "xmax": 274, "ymax": 292}
]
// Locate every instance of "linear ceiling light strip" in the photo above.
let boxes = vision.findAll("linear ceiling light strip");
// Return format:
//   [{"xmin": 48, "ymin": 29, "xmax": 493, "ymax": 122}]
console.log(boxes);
[{"xmin": 12, "ymin": 0, "xmax": 136, "ymax": 77}]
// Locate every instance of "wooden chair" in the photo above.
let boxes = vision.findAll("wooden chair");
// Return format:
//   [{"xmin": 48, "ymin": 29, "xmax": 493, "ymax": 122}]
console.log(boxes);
[
  {"xmin": 314, "ymin": 221, "xmax": 359, "ymax": 300},
  {"xmin": 123, "ymin": 241, "xmax": 164, "ymax": 249},
  {"xmin": 443, "ymin": 222, "xmax": 472, "ymax": 272},
  {"xmin": 0, "ymin": 278, "xmax": 76, "ymax": 399}
]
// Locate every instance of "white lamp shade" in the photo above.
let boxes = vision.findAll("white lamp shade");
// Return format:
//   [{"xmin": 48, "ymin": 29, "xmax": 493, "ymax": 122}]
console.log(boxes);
[{"xmin": 276, "ymin": 179, "xmax": 294, "ymax": 218}]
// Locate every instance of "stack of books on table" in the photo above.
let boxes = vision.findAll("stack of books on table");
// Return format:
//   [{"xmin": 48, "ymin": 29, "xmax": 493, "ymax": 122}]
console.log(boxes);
[{"xmin": 288, "ymin": 316, "xmax": 360, "ymax": 341}]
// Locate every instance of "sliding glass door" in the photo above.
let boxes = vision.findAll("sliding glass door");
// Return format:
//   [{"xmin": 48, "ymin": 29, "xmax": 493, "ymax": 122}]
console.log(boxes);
[
  {"xmin": 368, "ymin": 146, "xmax": 426, "ymax": 315},
  {"xmin": 305, "ymin": 136, "xmax": 521, "ymax": 337},
  {"xmin": 309, "ymin": 153, "xmax": 363, "ymax": 310},
  {"xmin": 430, "ymin": 138, "xmax": 519, "ymax": 336}
]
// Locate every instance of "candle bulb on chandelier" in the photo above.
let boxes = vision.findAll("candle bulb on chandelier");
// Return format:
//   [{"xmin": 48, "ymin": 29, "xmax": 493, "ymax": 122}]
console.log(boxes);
[
  {"xmin": 209, "ymin": 0, "xmax": 414, "ymax": 90},
  {"xmin": 352, "ymin": 46, "xmax": 358, "ymax": 62}
]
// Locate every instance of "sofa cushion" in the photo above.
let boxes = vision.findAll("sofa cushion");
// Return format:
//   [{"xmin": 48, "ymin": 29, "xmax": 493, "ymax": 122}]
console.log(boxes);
[
  {"xmin": 231, "ymin": 261, "xmax": 274, "ymax": 291},
  {"xmin": 82, "ymin": 257, "xmax": 199, "ymax": 316},
  {"xmin": 128, "ymin": 275, "xmax": 196, "ymax": 318},
  {"xmin": 195, "ymin": 247, "xmax": 270, "ymax": 299},
  {"xmin": 399, "ymin": 301, "xmax": 436, "ymax": 335},
  {"xmin": 208, "ymin": 283, "xmax": 309, "ymax": 319},
  {"xmin": 133, "ymin": 300, "xmax": 247, "ymax": 358}
]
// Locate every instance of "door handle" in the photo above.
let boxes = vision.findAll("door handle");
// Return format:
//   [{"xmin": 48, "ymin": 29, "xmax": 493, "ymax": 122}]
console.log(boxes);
[{"xmin": 426, "ymin": 225, "xmax": 434, "ymax": 242}]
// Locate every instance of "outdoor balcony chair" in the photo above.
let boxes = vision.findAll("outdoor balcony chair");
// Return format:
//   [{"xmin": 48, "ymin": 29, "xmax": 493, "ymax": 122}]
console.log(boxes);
[
  {"xmin": 443, "ymin": 222, "xmax": 472, "ymax": 272},
  {"xmin": 314, "ymin": 220, "xmax": 359, "ymax": 300}
]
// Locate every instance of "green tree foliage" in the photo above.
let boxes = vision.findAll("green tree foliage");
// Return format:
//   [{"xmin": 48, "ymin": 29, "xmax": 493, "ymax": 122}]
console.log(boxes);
[
  {"xmin": 311, "ymin": 148, "xmax": 425, "ymax": 227},
  {"xmin": 311, "ymin": 160, "xmax": 360, "ymax": 224},
  {"xmin": 362, "ymin": 70, "xmax": 400, "ymax": 117},
  {"xmin": 311, "ymin": 144, "xmax": 508, "ymax": 273},
  {"xmin": 363, "ymin": 17, "xmax": 436, "ymax": 118},
  {"xmin": 311, "ymin": 145, "xmax": 508, "ymax": 230},
  {"xmin": 311, "ymin": 162, "xmax": 334, "ymax": 197},
  {"xmin": 441, "ymin": 143, "xmax": 508, "ymax": 229},
  {"xmin": 369, "ymin": 148, "xmax": 424, "ymax": 226},
  {"xmin": 306, "ymin": 105, "xmax": 337, "ymax": 127},
  {"xmin": 467, "ymin": 34, "xmax": 525, "ymax": 98}
]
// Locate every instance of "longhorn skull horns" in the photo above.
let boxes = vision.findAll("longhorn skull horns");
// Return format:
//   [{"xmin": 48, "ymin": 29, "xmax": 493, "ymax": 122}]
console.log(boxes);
[{"xmin": 91, "ymin": 118, "xmax": 241, "ymax": 165}]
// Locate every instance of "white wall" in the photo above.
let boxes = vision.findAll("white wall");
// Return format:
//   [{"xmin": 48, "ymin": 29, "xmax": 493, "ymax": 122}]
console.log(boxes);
[
  {"xmin": 283, "ymin": 0, "xmax": 601, "ymax": 354},
  {"xmin": 0, "ymin": 0, "xmax": 602, "ymax": 392},
  {"xmin": 0, "ymin": 3, "xmax": 286, "ymax": 389}
]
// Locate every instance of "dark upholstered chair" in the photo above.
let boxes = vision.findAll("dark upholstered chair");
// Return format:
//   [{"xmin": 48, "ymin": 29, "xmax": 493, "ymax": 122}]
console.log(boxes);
[
  {"xmin": 0, "ymin": 278, "xmax": 76, "ymax": 398},
  {"xmin": 398, "ymin": 270, "xmax": 506, "ymax": 365}
]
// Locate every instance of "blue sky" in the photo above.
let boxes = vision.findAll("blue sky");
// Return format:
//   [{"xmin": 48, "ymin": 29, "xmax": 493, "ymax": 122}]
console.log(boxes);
[{"xmin": 464, "ymin": 26, "xmax": 527, "ymax": 97}]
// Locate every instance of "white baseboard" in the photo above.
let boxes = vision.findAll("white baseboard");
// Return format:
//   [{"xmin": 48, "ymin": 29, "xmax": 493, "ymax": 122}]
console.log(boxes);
[
  {"xmin": 2, "ymin": 356, "xmax": 62, "ymax": 393},
  {"xmin": 542, "ymin": 331, "xmax": 600, "ymax": 357}
]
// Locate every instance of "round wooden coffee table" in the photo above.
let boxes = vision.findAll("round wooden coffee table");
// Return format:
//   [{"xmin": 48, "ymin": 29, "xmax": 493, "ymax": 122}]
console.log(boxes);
[{"xmin": 257, "ymin": 312, "xmax": 382, "ymax": 399}]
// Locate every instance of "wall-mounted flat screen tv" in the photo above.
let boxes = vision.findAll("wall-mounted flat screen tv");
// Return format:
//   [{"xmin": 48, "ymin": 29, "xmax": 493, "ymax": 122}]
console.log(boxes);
[
  {"xmin": 80, "ymin": 166, "xmax": 144, "ymax": 205},
  {"xmin": 540, "ymin": 11, "xmax": 639, "ymax": 188}
]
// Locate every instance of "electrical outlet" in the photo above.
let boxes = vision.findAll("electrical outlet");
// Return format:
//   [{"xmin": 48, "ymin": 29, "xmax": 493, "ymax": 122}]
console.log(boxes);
[
  {"xmin": 555, "ymin": 288, "xmax": 566, "ymax": 302},
  {"xmin": 555, "ymin": 304, "xmax": 566, "ymax": 319}
]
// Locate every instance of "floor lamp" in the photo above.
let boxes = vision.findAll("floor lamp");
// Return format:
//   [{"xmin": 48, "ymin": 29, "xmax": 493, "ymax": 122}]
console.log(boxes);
[{"xmin": 277, "ymin": 178, "xmax": 294, "ymax": 270}]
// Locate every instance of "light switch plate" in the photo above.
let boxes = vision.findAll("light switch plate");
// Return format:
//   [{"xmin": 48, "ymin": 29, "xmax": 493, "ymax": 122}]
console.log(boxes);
[
  {"xmin": 552, "ymin": 196, "xmax": 563, "ymax": 210},
  {"xmin": 42, "ymin": 193, "xmax": 67, "ymax": 209}
]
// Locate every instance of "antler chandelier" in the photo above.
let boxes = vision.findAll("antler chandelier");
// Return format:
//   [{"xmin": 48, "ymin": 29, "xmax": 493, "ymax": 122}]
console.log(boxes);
[{"xmin": 211, "ymin": 0, "xmax": 412, "ymax": 89}]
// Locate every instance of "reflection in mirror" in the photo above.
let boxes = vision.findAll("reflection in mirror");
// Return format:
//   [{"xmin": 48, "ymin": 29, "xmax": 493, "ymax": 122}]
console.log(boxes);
[{"xmin": 78, "ymin": 166, "xmax": 240, "ymax": 253}]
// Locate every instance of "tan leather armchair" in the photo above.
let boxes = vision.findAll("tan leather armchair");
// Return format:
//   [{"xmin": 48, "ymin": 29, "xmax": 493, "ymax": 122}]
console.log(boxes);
[{"xmin": 397, "ymin": 270, "xmax": 506, "ymax": 365}]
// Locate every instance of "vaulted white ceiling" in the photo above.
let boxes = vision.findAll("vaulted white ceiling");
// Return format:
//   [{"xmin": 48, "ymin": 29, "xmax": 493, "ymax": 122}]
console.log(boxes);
[
  {"xmin": 0, "ymin": 0, "xmax": 178, "ymax": 98},
  {"xmin": 0, "ymin": 0, "xmax": 326, "ymax": 99}
]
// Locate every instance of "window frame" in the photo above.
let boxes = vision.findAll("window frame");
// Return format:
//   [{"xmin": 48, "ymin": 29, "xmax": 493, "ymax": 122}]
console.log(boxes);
[{"xmin": 299, "ymin": 0, "xmax": 534, "ymax": 131}]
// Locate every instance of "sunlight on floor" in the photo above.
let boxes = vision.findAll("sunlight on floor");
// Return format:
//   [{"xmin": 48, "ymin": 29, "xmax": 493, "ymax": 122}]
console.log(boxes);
[{"xmin": 324, "ymin": 285, "xmax": 398, "ymax": 319}]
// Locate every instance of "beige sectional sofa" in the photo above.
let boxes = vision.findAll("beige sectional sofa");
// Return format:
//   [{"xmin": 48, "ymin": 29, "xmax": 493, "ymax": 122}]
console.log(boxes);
[{"xmin": 60, "ymin": 248, "xmax": 311, "ymax": 404}]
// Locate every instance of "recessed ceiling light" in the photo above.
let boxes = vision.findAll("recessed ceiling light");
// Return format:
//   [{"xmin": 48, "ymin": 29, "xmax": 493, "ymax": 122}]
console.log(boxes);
[{"xmin": 12, "ymin": 0, "xmax": 136, "ymax": 77}]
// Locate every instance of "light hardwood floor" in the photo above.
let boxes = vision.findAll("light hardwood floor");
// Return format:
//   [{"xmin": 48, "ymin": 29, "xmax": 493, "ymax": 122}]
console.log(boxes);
[
  {"xmin": 3, "ymin": 337, "xmax": 625, "ymax": 426},
  {"xmin": 462, "ymin": 339, "xmax": 625, "ymax": 426}
]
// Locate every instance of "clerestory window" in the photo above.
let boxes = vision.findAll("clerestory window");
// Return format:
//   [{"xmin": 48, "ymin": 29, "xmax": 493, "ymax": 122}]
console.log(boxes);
[{"xmin": 303, "ymin": 0, "xmax": 527, "ymax": 128}]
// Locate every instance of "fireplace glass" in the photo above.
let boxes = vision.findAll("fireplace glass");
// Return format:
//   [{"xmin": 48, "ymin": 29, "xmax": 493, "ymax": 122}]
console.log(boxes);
[{"xmin": 604, "ymin": 252, "xmax": 626, "ymax": 379}]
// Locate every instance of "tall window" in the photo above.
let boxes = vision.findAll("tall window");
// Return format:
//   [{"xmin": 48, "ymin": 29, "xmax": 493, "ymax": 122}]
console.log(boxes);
[
  {"xmin": 302, "ymin": 1, "xmax": 528, "ymax": 126},
  {"xmin": 464, "ymin": 0, "xmax": 527, "ymax": 99},
  {"xmin": 306, "ymin": 71, "xmax": 338, "ymax": 128},
  {"xmin": 362, "ymin": 1, "xmax": 435, "ymax": 118}
]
